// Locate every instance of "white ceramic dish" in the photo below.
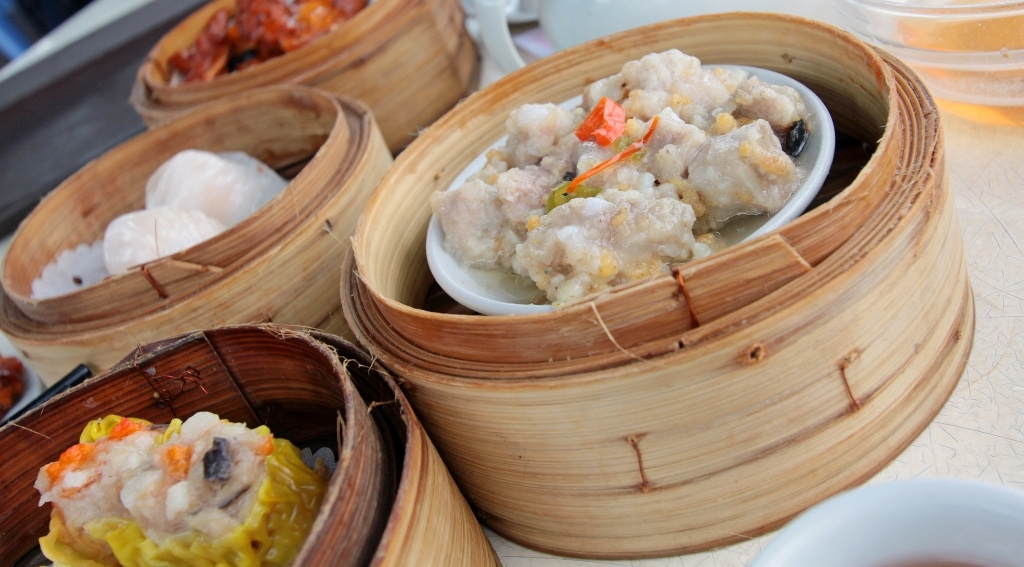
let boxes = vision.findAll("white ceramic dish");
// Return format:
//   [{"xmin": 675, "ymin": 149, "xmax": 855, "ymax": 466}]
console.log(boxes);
[
  {"xmin": 474, "ymin": 0, "xmax": 841, "ymax": 73},
  {"xmin": 2, "ymin": 361, "xmax": 42, "ymax": 423},
  {"xmin": 427, "ymin": 65, "xmax": 836, "ymax": 316},
  {"xmin": 750, "ymin": 478, "xmax": 1024, "ymax": 567},
  {"xmin": 462, "ymin": 0, "xmax": 538, "ymax": 24}
]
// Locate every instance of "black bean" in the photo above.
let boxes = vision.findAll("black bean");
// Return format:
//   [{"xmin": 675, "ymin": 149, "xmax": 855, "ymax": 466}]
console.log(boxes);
[
  {"xmin": 784, "ymin": 119, "xmax": 809, "ymax": 157},
  {"xmin": 203, "ymin": 437, "xmax": 232, "ymax": 482}
]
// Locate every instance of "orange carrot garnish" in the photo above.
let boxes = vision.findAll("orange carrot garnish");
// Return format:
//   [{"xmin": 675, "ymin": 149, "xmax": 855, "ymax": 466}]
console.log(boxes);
[
  {"xmin": 256, "ymin": 435, "xmax": 275, "ymax": 457},
  {"xmin": 108, "ymin": 416, "xmax": 146, "ymax": 440},
  {"xmin": 162, "ymin": 444, "xmax": 194, "ymax": 481},
  {"xmin": 568, "ymin": 115, "xmax": 661, "ymax": 194},
  {"xmin": 575, "ymin": 97, "xmax": 626, "ymax": 146},
  {"xmin": 46, "ymin": 443, "xmax": 96, "ymax": 483}
]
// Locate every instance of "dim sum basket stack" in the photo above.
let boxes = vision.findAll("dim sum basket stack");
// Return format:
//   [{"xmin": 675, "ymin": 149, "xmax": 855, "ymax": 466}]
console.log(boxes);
[
  {"xmin": 341, "ymin": 13, "xmax": 975, "ymax": 559},
  {"xmin": 0, "ymin": 325, "xmax": 499, "ymax": 566},
  {"xmin": 0, "ymin": 86, "xmax": 392, "ymax": 385},
  {"xmin": 128, "ymin": 0, "xmax": 479, "ymax": 152}
]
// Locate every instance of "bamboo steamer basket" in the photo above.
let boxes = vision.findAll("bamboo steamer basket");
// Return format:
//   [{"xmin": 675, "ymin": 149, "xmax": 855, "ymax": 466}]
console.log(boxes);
[
  {"xmin": 0, "ymin": 325, "xmax": 499, "ymax": 566},
  {"xmin": 0, "ymin": 86, "xmax": 392, "ymax": 386},
  {"xmin": 129, "ymin": 0, "xmax": 479, "ymax": 152},
  {"xmin": 341, "ymin": 12, "xmax": 975, "ymax": 559},
  {"xmin": 310, "ymin": 330, "xmax": 502, "ymax": 566}
]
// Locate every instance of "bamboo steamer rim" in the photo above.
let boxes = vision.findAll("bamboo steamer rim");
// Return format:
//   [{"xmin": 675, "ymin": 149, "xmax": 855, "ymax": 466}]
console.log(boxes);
[
  {"xmin": 309, "ymin": 330, "xmax": 503, "ymax": 566},
  {"xmin": 1, "ymin": 85, "xmax": 357, "ymax": 328},
  {"xmin": 347, "ymin": 13, "xmax": 900, "ymax": 367},
  {"xmin": 137, "ymin": 0, "xmax": 409, "ymax": 104},
  {"xmin": 0, "ymin": 325, "xmax": 389, "ymax": 566}
]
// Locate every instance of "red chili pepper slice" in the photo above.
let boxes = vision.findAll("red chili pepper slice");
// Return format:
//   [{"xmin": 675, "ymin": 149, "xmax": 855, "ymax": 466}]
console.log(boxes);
[
  {"xmin": 568, "ymin": 115, "xmax": 661, "ymax": 194},
  {"xmin": 575, "ymin": 97, "xmax": 626, "ymax": 146}
]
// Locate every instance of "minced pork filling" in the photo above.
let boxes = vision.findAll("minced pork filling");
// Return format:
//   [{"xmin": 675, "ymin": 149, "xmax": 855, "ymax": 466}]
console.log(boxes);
[{"xmin": 431, "ymin": 49, "xmax": 810, "ymax": 308}]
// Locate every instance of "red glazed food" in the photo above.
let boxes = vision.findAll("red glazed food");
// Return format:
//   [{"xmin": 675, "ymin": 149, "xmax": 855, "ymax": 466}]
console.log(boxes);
[
  {"xmin": 169, "ymin": 0, "xmax": 367, "ymax": 84},
  {"xmin": 0, "ymin": 355, "xmax": 25, "ymax": 415}
]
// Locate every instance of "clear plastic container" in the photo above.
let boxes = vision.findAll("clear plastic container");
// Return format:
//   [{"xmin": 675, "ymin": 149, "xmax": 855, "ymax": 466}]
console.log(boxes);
[{"xmin": 832, "ymin": 0, "xmax": 1024, "ymax": 123}]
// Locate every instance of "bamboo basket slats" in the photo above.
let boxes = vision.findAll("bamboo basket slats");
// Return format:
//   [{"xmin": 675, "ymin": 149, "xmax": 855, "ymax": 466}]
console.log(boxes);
[
  {"xmin": 372, "ymin": 430, "xmax": 503, "ymax": 566},
  {"xmin": 368, "ymin": 212, "xmax": 966, "ymax": 507},
  {"xmin": 346, "ymin": 258, "xmax": 698, "ymax": 373},
  {"xmin": 111, "ymin": 334, "xmax": 264, "ymax": 424},
  {"xmin": 346, "ymin": 163, "xmax": 971, "ymax": 555},
  {"xmin": 343, "ymin": 261, "xmax": 692, "ymax": 378},
  {"xmin": 140, "ymin": 0, "xmax": 420, "ymax": 102},
  {"xmin": 131, "ymin": 0, "xmax": 480, "ymax": 152},
  {"xmin": 340, "ymin": 13, "xmax": 975, "ymax": 558},
  {"xmin": 679, "ymin": 234, "xmax": 811, "ymax": 325},
  {"xmin": 305, "ymin": 331, "xmax": 503, "ymax": 566},
  {"xmin": 1, "ymin": 87, "xmax": 392, "ymax": 385},
  {"xmin": 388, "ymin": 280, "xmax": 693, "ymax": 365}
]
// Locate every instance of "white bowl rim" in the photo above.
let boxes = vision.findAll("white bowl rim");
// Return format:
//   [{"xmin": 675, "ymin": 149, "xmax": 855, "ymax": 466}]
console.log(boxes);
[
  {"xmin": 427, "ymin": 64, "xmax": 836, "ymax": 316},
  {"xmin": 750, "ymin": 478, "xmax": 1024, "ymax": 567}
]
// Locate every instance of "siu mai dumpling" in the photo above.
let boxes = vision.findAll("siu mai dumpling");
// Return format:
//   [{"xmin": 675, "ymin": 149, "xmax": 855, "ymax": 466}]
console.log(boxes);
[
  {"xmin": 145, "ymin": 149, "xmax": 288, "ymax": 228},
  {"xmin": 35, "ymin": 413, "xmax": 327, "ymax": 567},
  {"xmin": 103, "ymin": 207, "xmax": 226, "ymax": 274}
]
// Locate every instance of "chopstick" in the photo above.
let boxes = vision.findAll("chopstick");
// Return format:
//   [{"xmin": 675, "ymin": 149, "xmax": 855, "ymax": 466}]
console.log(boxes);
[{"xmin": 1, "ymin": 364, "xmax": 92, "ymax": 427}]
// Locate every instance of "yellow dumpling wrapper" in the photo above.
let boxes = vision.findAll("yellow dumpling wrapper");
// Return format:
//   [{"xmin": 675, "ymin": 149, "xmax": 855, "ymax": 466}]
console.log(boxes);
[{"xmin": 39, "ymin": 414, "xmax": 327, "ymax": 567}]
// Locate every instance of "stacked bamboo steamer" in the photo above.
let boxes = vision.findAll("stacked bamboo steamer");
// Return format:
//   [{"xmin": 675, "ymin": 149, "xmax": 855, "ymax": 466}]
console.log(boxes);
[
  {"xmin": 0, "ymin": 325, "xmax": 499, "ymax": 566},
  {"xmin": 0, "ymin": 86, "xmax": 392, "ymax": 385},
  {"xmin": 129, "ymin": 0, "xmax": 479, "ymax": 152},
  {"xmin": 343, "ymin": 13, "xmax": 975, "ymax": 559}
]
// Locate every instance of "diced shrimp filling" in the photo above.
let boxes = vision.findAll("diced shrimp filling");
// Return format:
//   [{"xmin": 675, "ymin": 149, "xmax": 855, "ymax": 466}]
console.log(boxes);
[
  {"xmin": 432, "ymin": 49, "xmax": 809, "ymax": 307},
  {"xmin": 35, "ymin": 412, "xmax": 273, "ymax": 546}
]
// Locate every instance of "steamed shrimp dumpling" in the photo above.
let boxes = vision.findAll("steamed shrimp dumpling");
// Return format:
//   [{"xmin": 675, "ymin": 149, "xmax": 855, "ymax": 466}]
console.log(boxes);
[
  {"xmin": 145, "ymin": 149, "xmax": 288, "ymax": 228},
  {"xmin": 103, "ymin": 207, "xmax": 226, "ymax": 274}
]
